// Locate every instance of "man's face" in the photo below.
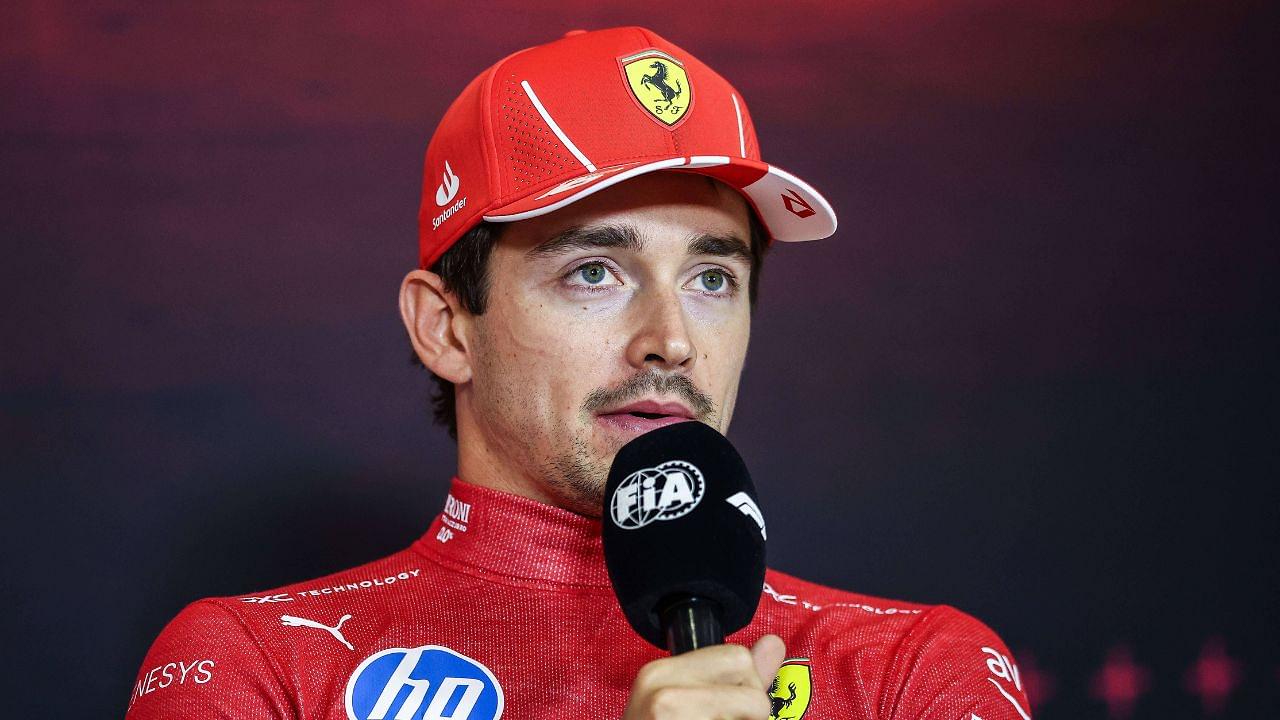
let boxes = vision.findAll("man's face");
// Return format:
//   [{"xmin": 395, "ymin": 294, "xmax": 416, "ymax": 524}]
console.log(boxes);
[{"xmin": 456, "ymin": 172, "xmax": 755, "ymax": 516}]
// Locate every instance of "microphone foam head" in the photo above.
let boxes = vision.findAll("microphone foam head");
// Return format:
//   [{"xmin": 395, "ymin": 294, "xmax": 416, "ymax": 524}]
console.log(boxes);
[{"xmin": 602, "ymin": 421, "xmax": 767, "ymax": 648}]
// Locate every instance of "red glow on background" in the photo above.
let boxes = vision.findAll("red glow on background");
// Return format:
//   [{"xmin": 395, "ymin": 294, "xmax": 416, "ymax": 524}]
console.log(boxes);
[
  {"xmin": 1091, "ymin": 645, "xmax": 1151, "ymax": 719},
  {"xmin": 1185, "ymin": 637, "xmax": 1242, "ymax": 716}
]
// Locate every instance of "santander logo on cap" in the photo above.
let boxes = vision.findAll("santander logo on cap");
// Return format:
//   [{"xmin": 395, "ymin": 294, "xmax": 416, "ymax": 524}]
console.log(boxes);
[
  {"xmin": 434, "ymin": 161, "xmax": 461, "ymax": 207},
  {"xmin": 430, "ymin": 161, "xmax": 467, "ymax": 231}
]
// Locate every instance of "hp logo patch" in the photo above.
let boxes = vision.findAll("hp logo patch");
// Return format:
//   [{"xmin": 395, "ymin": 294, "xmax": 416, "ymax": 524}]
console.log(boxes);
[
  {"xmin": 610, "ymin": 460, "xmax": 704, "ymax": 529},
  {"xmin": 345, "ymin": 645, "xmax": 503, "ymax": 720}
]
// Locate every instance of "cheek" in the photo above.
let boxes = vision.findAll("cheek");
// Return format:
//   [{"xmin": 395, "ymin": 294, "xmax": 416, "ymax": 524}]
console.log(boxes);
[
  {"xmin": 687, "ymin": 298, "xmax": 751, "ymax": 364},
  {"xmin": 687, "ymin": 300, "xmax": 751, "ymax": 422},
  {"xmin": 475, "ymin": 296, "xmax": 619, "ymax": 419}
]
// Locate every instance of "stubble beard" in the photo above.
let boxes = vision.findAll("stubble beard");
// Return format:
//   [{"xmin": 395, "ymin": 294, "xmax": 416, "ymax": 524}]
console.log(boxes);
[{"xmin": 540, "ymin": 433, "xmax": 608, "ymax": 518}]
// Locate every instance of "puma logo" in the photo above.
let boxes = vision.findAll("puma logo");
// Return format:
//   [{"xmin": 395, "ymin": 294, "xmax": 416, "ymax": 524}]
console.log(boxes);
[{"xmin": 280, "ymin": 613, "xmax": 354, "ymax": 651}]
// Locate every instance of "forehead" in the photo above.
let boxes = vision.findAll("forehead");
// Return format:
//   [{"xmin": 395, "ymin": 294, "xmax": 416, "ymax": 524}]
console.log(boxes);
[{"xmin": 497, "ymin": 172, "xmax": 752, "ymax": 252}]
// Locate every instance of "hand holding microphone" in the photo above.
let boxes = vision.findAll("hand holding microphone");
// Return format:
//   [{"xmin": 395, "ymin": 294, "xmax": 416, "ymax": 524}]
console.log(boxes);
[
  {"xmin": 620, "ymin": 638, "xmax": 786, "ymax": 720},
  {"xmin": 603, "ymin": 422, "xmax": 783, "ymax": 719}
]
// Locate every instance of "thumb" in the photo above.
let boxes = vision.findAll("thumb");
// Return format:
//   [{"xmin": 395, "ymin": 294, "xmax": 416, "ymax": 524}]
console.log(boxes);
[{"xmin": 750, "ymin": 634, "xmax": 786, "ymax": 687}]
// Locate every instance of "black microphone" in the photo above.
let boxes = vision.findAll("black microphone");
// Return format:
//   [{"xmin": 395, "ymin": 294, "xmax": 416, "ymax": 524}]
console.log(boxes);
[{"xmin": 602, "ymin": 422, "xmax": 768, "ymax": 654}]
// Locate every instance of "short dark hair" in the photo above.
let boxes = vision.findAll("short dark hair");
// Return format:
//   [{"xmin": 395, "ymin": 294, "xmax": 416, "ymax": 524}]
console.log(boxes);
[{"xmin": 411, "ymin": 212, "xmax": 770, "ymax": 439}]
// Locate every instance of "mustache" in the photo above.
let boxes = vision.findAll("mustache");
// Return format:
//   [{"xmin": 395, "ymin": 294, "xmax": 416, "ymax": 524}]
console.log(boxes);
[{"xmin": 582, "ymin": 370, "xmax": 715, "ymax": 419}]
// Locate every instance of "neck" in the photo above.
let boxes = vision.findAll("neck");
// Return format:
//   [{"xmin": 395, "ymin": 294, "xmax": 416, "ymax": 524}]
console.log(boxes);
[{"xmin": 412, "ymin": 478, "xmax": 612, "ymax": 589}]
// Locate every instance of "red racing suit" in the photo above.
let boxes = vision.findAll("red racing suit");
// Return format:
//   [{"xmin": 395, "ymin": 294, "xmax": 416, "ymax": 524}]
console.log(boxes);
[{"xmin": 126, "ymin": 479, "xmax": 1032, "ymax": 719}]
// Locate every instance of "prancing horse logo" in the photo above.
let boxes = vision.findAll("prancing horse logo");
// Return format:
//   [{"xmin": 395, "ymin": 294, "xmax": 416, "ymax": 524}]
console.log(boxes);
[
  {"xmin": 620, "ymin": 49, "xmax": 693, "ymax": 127},
  {"xmin": 641, "ymin": 61, "xmax": 682, "ymax": 109},
  {"xmin": 769, "ymin": 658, "xmax": 813, "ymax": 719}
]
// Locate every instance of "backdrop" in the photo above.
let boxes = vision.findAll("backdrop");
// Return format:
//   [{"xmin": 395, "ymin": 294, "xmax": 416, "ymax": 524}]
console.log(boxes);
[{"xmin": 3, "ymin": 2, "xmax": 1276, "ymax": 718}]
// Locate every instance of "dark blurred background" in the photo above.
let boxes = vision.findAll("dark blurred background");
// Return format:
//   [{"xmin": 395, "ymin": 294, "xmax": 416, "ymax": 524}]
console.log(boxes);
[{"xmin": 2, "ymin": 1, "xmax": 1276, "ymax": 717}]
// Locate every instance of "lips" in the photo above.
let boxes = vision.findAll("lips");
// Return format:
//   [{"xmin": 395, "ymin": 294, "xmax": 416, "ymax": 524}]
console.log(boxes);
[{"xmin": 595, "ymin": 399, "xmax": 696, "ymax": 437}]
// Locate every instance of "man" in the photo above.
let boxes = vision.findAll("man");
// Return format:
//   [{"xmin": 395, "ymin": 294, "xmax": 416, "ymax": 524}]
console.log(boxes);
[{"xmin": 126, "ymin": 27, "xmax": 1031, "ymax": 720}]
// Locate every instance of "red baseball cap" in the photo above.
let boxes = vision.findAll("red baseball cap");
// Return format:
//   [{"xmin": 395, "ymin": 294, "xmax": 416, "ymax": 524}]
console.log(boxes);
[{"xmin": 418, "ymin": 26, "xmax": 837, "ymax": 269}]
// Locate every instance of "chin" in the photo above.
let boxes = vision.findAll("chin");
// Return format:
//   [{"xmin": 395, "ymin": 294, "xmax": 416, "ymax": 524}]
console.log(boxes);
[
  {"xmin": 550, "ymin": 482, "xmax": 605, "ymax": 519},
  {"xmin": 539, "ymin": 442, "xmax": 609, "ymax": 518}
]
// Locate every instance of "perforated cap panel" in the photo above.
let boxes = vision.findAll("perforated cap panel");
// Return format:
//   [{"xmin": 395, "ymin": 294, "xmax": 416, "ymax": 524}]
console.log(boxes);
[{"xmin": 499, "ymin": 76, "xmax": 581, "ymax": 191}]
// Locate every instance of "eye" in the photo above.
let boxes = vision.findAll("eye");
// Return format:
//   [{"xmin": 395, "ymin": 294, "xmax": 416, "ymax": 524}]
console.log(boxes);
[
  {"xmin": 564, "ymin": 260, "xmax": 622, "ymax": 289},
  {"xmin": 579, "ymin": 262, "xmax": 609, "ymax": 284},
  {"xmin": 689, "ymin": 268, "xmax": 737, "ymax": 295}
]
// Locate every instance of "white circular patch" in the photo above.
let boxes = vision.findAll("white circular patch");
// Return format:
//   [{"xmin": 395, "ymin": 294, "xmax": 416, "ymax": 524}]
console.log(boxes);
[{"xmin": 345, "ymin": 645, "xmax": 503, "ymax": 720}]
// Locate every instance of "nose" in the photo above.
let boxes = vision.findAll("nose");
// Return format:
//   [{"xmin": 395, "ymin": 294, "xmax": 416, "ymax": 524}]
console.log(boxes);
[{"xmin": 624, "ymin": 287, "xmax": 697, "ymax": 372}]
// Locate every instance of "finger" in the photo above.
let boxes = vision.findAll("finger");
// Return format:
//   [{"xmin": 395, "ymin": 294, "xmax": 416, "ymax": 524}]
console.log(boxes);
[
  {"xmin": 642, "ymin": 684, "xmax": 773, "ymax": 720},
  {"xmin": 750, "ymin": 634, "xmax": 787, "ymax": 687},
  {"xmin": 637, "ymin": 644, "xmax": 762, "ymax": 690}
]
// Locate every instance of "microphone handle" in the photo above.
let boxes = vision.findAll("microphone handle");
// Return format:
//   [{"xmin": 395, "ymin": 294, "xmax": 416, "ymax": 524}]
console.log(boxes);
[{"xmin": 661, "ymin": 596, "xmax": 724, "ymax": 654}]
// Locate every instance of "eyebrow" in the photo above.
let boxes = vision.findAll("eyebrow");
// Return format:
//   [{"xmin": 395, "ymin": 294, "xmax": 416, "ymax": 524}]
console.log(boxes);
[
  {"xmin": 688, "ymin": 233, "xmax": 753, "ymax": 267},
  {"xmin": 526, "ymin": 224, "xmax": 642, "ymax": 259},
  {"xmin": 527, "ymin": 223, "xmax": 752, "ymax": 266}
]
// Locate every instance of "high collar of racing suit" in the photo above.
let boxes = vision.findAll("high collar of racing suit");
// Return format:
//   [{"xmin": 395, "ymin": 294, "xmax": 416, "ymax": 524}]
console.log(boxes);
[{"xmin": 411, "ymin": 477, "xmax": 613, "ymax": 590}]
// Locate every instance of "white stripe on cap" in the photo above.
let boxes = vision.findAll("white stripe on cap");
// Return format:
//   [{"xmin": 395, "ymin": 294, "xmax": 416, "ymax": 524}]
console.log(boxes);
[
  {"xmin": 521, "ymin": 80, "xmax": 596, "ymax": 173},
  {"xmin": 485, "ymin": 157, "xmax": 688, "ymax": 222},
  {"xmin": 686, "ymin": 156, "xmax": 730, "ymax": 167},
  {"xmin": 731, "ymin": 93, "xmax": 746, "ymax": 158}
]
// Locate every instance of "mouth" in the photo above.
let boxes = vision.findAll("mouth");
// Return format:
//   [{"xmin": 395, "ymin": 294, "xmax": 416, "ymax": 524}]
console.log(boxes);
[{"xmin": 594, "ymin": 400, "xmax": 696, "ymax": 437}]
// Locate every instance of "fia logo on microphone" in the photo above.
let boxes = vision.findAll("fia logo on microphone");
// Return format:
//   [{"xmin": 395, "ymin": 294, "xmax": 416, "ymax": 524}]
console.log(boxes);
[{"xmin": 610, "ymin": 460, "xmax": 705, "ymax": 529}]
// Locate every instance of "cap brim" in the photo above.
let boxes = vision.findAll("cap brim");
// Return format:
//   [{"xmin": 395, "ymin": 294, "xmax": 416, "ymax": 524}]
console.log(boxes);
[{"xmin": 482, "ymin": 156, "xmax": 836, "ymax": 243}]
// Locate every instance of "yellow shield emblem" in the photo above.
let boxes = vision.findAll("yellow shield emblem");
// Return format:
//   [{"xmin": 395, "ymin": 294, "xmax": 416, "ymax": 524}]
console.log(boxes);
[
  {"xmin": 769, "ymin": 658, "xmax": 813, "ymax": 719},
  {"xmin": 619, "ymin": 49, "xmax": 692, "ymax": 127}
]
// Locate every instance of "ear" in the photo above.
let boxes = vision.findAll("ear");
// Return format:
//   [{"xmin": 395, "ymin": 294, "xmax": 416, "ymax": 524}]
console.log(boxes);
[{"xmin": 399, "ymin": 269, "xmax": 473, "ymax": 384}]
